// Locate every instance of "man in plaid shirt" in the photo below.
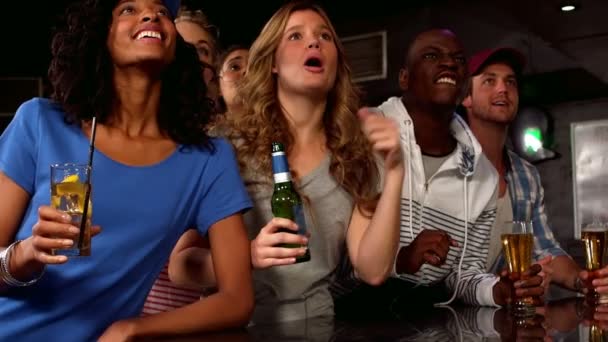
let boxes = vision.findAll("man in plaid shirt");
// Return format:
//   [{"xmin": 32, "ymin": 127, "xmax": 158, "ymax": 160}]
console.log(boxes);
[{"xmin": 462, "ymin": 47, "xmax": 583, "ymax": 292}]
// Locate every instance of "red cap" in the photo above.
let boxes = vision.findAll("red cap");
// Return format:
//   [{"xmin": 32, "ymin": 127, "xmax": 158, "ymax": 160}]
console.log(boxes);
[{"xmin": 468, "ymin": 47, "xmax": 526, "ymax": 76}]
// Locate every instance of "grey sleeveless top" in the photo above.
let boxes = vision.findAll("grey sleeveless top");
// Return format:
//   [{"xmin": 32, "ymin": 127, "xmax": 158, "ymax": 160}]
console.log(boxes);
[{"xmin": 242, "ymin": 155, "xmax": 355, "ymax": 324}]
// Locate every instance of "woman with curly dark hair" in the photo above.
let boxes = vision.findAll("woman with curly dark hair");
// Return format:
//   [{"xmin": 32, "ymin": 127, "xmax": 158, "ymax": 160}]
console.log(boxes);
[{"xmin": 0, "ymin": 0, "xmax": 253, "ymax": 340}]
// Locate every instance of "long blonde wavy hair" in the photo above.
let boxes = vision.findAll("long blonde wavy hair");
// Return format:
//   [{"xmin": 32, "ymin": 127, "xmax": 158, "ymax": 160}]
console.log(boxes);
[{"xmin": 225, "ymin": 1, "xmax": 379, "ymax": 212}]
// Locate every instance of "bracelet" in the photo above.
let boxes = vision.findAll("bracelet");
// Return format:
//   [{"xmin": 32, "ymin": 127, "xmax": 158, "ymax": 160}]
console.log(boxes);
[{"xmin": 0, "ymin": 240, "xmax": 45, "ymax": 287}]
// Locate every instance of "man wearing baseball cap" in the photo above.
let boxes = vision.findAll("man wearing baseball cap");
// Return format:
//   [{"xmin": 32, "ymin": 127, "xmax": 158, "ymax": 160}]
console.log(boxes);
[
  {"xmin": 334, "ymin": 30, "xmax": 548, "ymax": 320},
  {"xmin": 462, "ymin": 48, "xmax": 584, "ymax": 293}
]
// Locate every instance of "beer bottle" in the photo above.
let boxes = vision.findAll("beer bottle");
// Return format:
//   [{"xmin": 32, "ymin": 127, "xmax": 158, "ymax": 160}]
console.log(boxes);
[{"xmin": 271, "ymin": 142, "xmax": 310, "ymax": 263}]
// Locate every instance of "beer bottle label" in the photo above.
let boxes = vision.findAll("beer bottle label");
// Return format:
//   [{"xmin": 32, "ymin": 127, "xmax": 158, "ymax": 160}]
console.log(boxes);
[
  {"xmin": 293, "ymin": 204, "xmax": 307, "ymax": 235},
  {"xmin": 272, "ymin": 150, "xmax": 290, "ymax": 183}
]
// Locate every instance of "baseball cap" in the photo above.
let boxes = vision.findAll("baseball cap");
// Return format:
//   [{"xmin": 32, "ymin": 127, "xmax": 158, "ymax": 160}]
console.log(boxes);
[
  {"xmin": 162, "ymin": 0, "xmax": 180, "ymax": 18},
  {"xmin": 468, "ymin": 47, "xmax": 526, "ymax": 77}
]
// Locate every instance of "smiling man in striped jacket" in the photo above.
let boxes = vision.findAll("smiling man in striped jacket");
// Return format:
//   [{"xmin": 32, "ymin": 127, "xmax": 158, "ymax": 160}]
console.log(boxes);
[{"xmin": 333, "ymin": 29, "xmax": 545, "ymax": 318}]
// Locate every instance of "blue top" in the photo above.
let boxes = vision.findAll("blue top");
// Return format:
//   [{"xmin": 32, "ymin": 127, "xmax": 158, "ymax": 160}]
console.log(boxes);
[{"xmin": 0, "ymin": 98, "xmax": 252, "ymax": 341}]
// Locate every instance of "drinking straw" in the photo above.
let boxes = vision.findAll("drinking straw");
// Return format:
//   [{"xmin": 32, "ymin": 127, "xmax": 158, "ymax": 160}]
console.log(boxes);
[{"xmin": 78, "ymin": 117, "xmax": 97, "ymax": 250}]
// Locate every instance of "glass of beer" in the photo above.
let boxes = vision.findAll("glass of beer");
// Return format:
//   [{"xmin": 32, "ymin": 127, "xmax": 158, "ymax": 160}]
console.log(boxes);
[
  {"xmin": 50, "ymin": 163, "xmax": 92, "ymax": 257},
  {"xmin": 582, "ymin": 222, "xmax": 608, "ymax": 305},
  {"xmin": 501, "ymin": 220, "xmax": 535, "ymax": 317},
  {"xmin": 589, "ymin": 323, "xmax": 608, "ymax": 342}
]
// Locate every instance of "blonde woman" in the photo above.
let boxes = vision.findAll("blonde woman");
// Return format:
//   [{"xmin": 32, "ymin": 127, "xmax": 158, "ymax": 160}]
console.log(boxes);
[
  {"xmin": 174, "ymin": 6, "xmax": 220, "ymax": 98},
  {"xmin": 171, "ymin": 1, "xmax": 404, "ymax": 324}
]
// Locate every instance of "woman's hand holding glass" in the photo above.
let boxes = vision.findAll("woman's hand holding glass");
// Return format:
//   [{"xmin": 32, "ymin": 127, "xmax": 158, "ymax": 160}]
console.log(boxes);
[{"xmin": 15, "ymin": 206, "xmax": 101, "ymax": 268}]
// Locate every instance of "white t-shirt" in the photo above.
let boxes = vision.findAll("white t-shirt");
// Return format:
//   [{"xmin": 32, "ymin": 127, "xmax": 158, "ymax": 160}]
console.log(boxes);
[{"xmin": 486, "ymin": 189, "xmax": 514, "ymax": 272}]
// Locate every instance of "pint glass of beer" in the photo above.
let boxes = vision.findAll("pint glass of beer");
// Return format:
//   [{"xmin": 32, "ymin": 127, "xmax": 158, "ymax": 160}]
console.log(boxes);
[
  {"xmin": 582, "ymin": 222, "xmax": 608, "ymax": 305},
  {"xmin": 589, "ymin": 323, "xmax": 607, "ymax": 342},
  {"xmin": 501, "ymin": 221, "xmax": 535, "ymax": 317}
]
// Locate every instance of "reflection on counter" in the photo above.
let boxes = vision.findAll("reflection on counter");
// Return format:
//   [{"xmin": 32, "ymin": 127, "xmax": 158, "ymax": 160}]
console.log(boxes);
[{"xmin": 143, "ymin": 297, "xmax": 608, "ymax": 341}]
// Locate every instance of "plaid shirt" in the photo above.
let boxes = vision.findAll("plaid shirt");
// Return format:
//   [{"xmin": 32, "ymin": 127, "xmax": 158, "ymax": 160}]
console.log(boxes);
[{"xmin": 491, "ymin": 150, "xmax": 567, "ymax": 272}]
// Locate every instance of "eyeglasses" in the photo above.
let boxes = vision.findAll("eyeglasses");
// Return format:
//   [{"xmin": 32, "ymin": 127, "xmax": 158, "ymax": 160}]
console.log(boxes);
[{"xmin": 219, "ymin": 60, "xmax": 247, "ymax": 82}]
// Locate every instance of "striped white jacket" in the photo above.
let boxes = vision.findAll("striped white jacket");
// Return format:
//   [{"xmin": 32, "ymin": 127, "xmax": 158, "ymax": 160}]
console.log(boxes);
[
  {"xmin": 332, "ymin": 97, "xmax": 500, "ymax": 306},
  {"xmin": 385, "ymin": 96, "xmax": 499, "ymax": 306}
]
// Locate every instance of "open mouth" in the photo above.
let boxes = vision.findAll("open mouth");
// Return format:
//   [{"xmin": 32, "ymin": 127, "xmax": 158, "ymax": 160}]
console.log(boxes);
[
  {"xmin": 135, "ymin": 30, "xmax": 162, "ymax": 41},
  {"xmin": 491, "ymin": 100, "xmax": 508, "ymax": 106},
  {"xmin": 304, "ymin": 57, "xmax": 323, "ymax": 68}
]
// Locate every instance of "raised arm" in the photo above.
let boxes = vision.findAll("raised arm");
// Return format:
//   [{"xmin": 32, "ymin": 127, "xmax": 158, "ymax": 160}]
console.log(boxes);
[
  {"xmin": 346, "ymin": 108, "xmax": 403, "ymax": 285},
  {"xmin": 346, "ymin": 172, "xmax": 402, "ymax": 285}
]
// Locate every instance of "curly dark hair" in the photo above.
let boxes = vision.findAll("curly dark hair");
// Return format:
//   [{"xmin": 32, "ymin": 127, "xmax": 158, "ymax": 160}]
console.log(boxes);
[{"xmin": 48, "ymin": 0, "xmax": 215, "ymax": 149}]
